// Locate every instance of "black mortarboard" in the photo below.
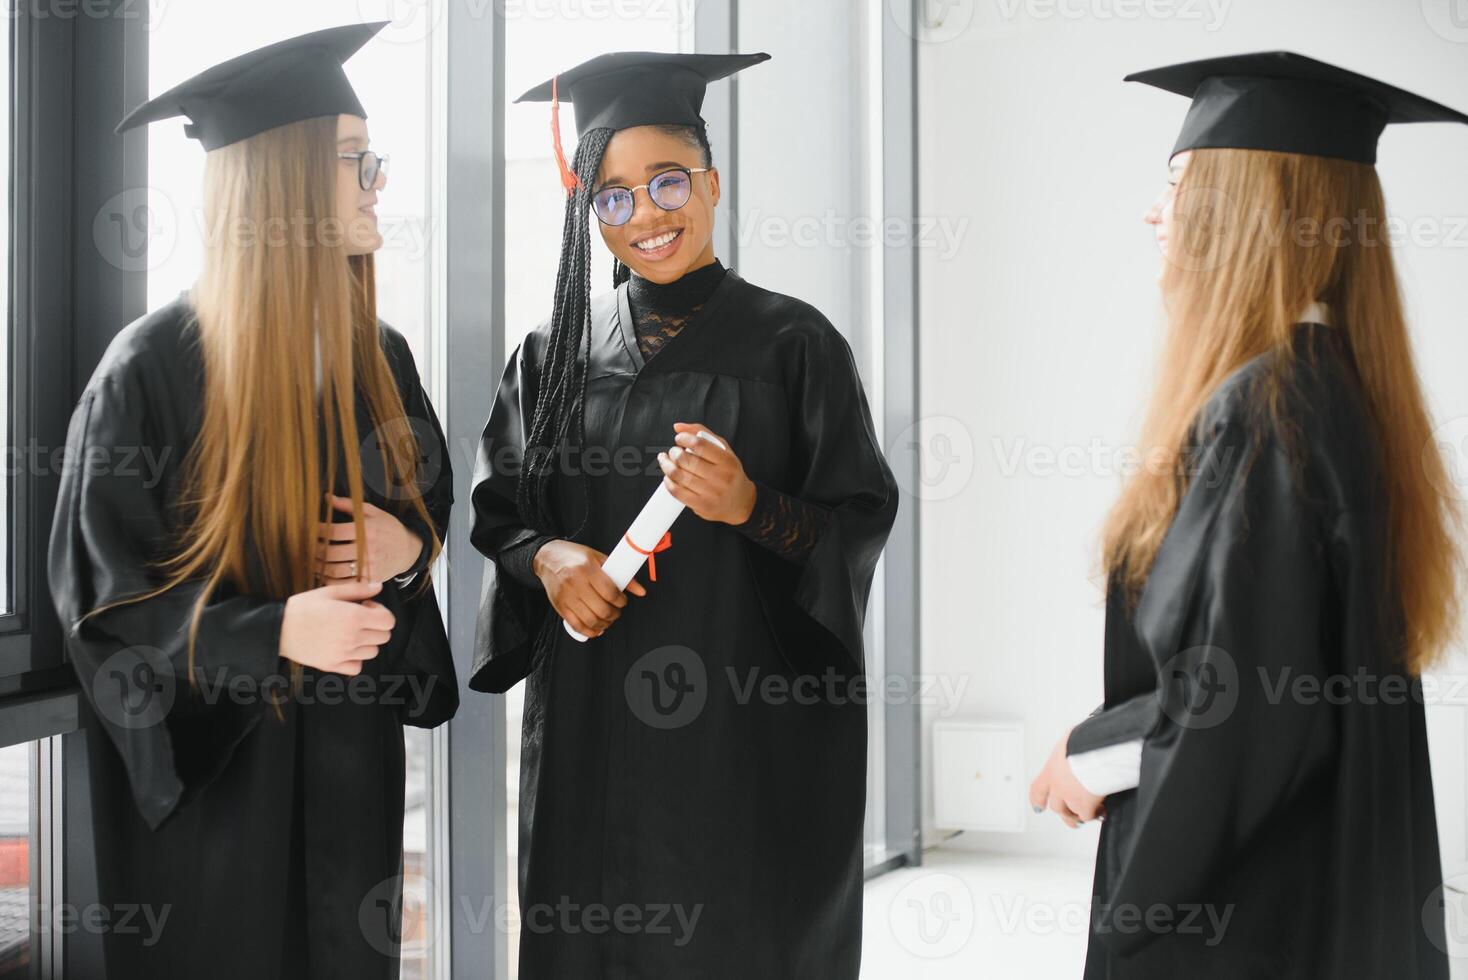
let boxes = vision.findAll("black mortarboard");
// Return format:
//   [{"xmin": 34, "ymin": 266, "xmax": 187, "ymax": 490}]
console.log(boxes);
[
  {"xmin": 516, "ymin": 51, "xmax": 770, "ymax": 191},
  {"xmin": 1126, "ymin": 51, "xmax": 1468, "ymax": 165},
  {"xmin": 115, "ymin": 22, "xmax": 387, "ymax": 151}
]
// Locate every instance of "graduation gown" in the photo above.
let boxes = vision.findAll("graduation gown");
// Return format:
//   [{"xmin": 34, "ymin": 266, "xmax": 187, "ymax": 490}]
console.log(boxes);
[
  {"xmin": 1067, "ymin": 323, "xmax": 1448, "ymax": 979},
  {"xmin": 469, "ymin": 269, "xmax": 898, "ymax": 979},
  {"xmin": 47, "ymin": 294, "xmax": 458, "ymax": 979}
]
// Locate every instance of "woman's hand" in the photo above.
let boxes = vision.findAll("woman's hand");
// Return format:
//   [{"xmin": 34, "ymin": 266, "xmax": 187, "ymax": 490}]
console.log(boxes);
[
  {"xmin": 315, "ymin": 493, "xmax": 424, "ymax": 583},
  {"xmin": 533, "ymin": 539, "xmax": 647, "ymax": 639},
  {"xmin": 1029, "ymin": 727, "xmax": 1107, "ymax": 828},
  {"xmin": 279, "ymin": 580, "xmax": 396, "ymax": 675},
  {"xmin": 658, "ymin": 422, "xmax": 758, "ymax": 525}
]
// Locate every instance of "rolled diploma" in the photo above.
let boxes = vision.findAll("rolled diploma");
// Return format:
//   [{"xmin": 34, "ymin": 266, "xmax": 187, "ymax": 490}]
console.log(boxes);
[{"xmin": 563, "ymin": 431, "xmax": 726, "ymax": 641}]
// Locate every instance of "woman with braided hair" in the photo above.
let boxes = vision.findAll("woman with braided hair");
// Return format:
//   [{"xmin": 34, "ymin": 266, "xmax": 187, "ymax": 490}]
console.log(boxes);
[{"xmin": 470, "ymin": 51, "xmax": 897, "ymax": 979}]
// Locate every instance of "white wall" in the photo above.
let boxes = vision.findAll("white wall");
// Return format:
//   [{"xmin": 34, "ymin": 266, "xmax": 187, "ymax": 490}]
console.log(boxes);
[{"xmin": 916, "ymin": 0, "xmax": 1468, "ymax": 860}]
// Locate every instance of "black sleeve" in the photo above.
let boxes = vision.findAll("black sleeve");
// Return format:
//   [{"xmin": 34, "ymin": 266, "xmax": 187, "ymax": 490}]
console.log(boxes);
[
  {"xmin": 740, "ymin": 320, "xmax": 900, "ymax": 677},
  {"xmin": 467, "ymin": 339, "xmax": 554, "ymax": 693},
  {"xmin": 47, "ymin": 371, "xmax": 287, "ymax": 831},
  {"xmin": 376, "ymin": 325, "xmax": 458, "ymax": 728},
  {"xmin": 496, "ymin": 532, "xmax": 560, "ymax": 588},
  {"xmin": 734, "ymin": 478, "xmax": 832, "ymax": 565},
  {"xmin": 1094, "ymin": 397, "xmax": 1337, "ymax": 956},
  {"xmin": 1066, "ymin": 692, "xmax": 1159, "ymax": 755}
]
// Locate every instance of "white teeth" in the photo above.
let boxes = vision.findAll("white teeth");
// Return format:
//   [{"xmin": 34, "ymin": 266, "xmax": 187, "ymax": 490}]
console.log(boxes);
[{"xmin": 635, "ymin": 230, "xmax": 679, "ymax": 251}]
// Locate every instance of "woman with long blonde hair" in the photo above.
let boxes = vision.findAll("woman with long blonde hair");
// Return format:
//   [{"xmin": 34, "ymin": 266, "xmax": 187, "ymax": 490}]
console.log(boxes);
[
  {"xmin": 47, "ymin": 24, "xmax": 455, "ymax": 978},
  {"xmin": 1028, "ymin": 53, "xmax": 1468, "ymax": 978}
]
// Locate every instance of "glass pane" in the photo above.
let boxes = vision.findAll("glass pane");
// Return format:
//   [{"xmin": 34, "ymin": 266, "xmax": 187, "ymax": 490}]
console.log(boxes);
[
  {"xmin": 0, "ymin": 741, "xmax": 31, "ymax": 976},
  {"xmin": 503, "ymin": 9, "xmax": 688, "ymax": 975},
  {"xmin": 1, "ymin": 11, "xmax": 11, "ymax": 615},
  {"xmin": 145, "ymin": 7, "xmax": 442, "ymax": 974}
]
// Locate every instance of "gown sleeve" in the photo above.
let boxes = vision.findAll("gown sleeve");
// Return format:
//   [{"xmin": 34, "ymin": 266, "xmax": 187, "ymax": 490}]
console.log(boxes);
[
  {"xmin": 734, "ymin": 478, "xmax": 832, "ymax": 565},
  {"xmin": 742, "ymin": 319, "xmax": 900, "ymax": 677},
  {"xmin": 375, "ymin": 325, "xmax": 459, "ymax": 728},
  {"xmin": 47, "ymin": 369, "xmax": 289, "ymax": 832},
  {"xmin": 467, "ymin": 338, "xmax": 554, "ymax": 693},
  {"xmin": 1094, "ymin": 393, "xmax": 1338, "ymax": 955}
]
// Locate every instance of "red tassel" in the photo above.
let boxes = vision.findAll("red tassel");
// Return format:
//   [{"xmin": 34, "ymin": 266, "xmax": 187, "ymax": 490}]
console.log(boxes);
[
  {"xmin": 626, "ymin": 530, "xmax": 673, "ymax": 582},
  {"xmin": 551, "ymin": 75, "xmax": 581, "ymax": 196}
]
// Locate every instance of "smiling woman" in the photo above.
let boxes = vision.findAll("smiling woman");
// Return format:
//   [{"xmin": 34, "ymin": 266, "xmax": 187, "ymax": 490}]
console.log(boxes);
[{"xmin": 470, "ymin": 50, "xmax": 899, "ymax": 979}]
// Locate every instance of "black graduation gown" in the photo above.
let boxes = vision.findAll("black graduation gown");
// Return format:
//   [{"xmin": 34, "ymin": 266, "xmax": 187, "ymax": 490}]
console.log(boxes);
[
  {"xmin": 469, "ymin": 269, "xmax": 898, "ymax": 979},
  {"xmin": 1067, "ymin": 323, "xmax": 1448, "ymax": 979},
  {"xmin": 47, "ymin": 294, "xmax": 458, "ymax": 979}
]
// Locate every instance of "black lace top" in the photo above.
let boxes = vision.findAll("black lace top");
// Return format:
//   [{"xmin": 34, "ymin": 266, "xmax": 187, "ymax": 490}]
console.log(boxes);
[{"xmin": 496, "ymin": 260, "xmax": 830, "ymax": 588}]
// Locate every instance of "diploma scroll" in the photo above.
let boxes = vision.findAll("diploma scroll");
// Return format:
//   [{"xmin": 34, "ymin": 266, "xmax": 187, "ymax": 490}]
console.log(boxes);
[{"xmin": 563, "ymin": 431, "xmax": 727, "ymax": 642}]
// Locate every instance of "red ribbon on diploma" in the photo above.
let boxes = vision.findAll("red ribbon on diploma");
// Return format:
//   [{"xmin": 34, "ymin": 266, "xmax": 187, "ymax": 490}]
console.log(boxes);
[{"xmin": 625, "ymin": 530, "xmax": 672, "ymax": 581}]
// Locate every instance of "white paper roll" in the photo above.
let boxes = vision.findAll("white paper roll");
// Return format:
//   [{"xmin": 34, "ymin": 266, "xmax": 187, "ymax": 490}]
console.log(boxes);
[{"xmin": 564, "ymin": 431, "xmax": 726, "ymax": 641}]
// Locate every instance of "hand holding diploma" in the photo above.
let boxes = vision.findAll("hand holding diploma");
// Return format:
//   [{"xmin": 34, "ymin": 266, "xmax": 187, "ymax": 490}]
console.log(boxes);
[
  {"xmin": 1028, "ymin": 727, "xmax": 1107, "ymax": 829},
  {"xmin": 658, "ymin": 422, "xmax": 758, "ymax": 526},
  {"xmin": 535, "ymin": 540, "xmax": 648, "ymax": 641},
  {"xmin": 550, "ymin": 424, "xmax": 752, "ymax": 642}
]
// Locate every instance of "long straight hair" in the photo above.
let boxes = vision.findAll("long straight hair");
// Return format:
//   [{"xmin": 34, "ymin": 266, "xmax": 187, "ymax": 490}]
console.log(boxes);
[
  {"xmin": 84, "ymin": 115, "xmax": 441, "ymax": 678},
  {"xmin": 1101, "ymin": 148, "xmax": 1462, "ymax": 674}
]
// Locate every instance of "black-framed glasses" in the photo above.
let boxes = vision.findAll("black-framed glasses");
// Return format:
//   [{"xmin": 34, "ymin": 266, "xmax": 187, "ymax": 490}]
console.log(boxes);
[
  {"xmin": 338, "ymin": 149, "xmax": 388, "ymax": 190},
  {"xmin": 591, "ymin": 167, "xmax": 710, "ymax": 226}
]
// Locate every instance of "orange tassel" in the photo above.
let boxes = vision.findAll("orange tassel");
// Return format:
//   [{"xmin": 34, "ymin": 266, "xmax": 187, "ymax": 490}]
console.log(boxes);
[{"xmin": 551, "ymin": 75, "xmax": 581, "ymax": 196}]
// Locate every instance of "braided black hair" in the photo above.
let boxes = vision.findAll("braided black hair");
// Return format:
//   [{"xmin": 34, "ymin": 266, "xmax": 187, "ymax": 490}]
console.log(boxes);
[{"xmin": 512, "ymin": 121, "xmax": 716, "ymax": 668}]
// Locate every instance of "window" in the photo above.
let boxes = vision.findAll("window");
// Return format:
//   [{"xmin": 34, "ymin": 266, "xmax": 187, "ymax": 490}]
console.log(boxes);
[
  {"xmin": 0, "ymin": 742, "xmax": 29, "ymax": 976},
  {"xmin": 1, "ymin": 11, "xmax": 11, "ymax": 620}
]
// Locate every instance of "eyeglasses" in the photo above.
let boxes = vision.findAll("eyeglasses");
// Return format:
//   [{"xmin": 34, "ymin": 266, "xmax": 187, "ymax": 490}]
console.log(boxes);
[
  {"xmin": 339, "ymin": 150, "xmax": 388, "ymax": 191},
  {"xmin": 591, "ymin": 167, "xmax": 710, "ymax": 226}
]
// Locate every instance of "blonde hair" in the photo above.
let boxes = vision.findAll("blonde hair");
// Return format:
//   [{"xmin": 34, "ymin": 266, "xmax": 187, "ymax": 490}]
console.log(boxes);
[
  {"xmin": 85, "ymin": 115, "xmax": 440, "ymax": 680},
  {"xmin": 1101, "ymin": 147, "xmax": 1462, "ymax": 674}
]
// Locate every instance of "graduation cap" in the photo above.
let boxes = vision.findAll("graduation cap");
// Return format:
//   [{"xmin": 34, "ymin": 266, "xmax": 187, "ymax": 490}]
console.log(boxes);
[
  {"xmin": 1126, "ymin": 51, "xmax": 1468, "ymax": 165},
  {"xmin": 515, "ymin": 51, "xmax": 771, "ymax": 192},
  {"xmin": 115, "ymin": 22, "xmax": 387, "ymax": 151}
]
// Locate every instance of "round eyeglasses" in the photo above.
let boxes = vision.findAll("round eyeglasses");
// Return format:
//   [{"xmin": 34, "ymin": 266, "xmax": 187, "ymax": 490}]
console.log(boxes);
[
  {"xmin": 592, "ymin": 167, "xmax": 710, "ymax": 226},
  {"xmin": 338, "ymin": 150, "xmax": 389, "ymax": 191}
]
